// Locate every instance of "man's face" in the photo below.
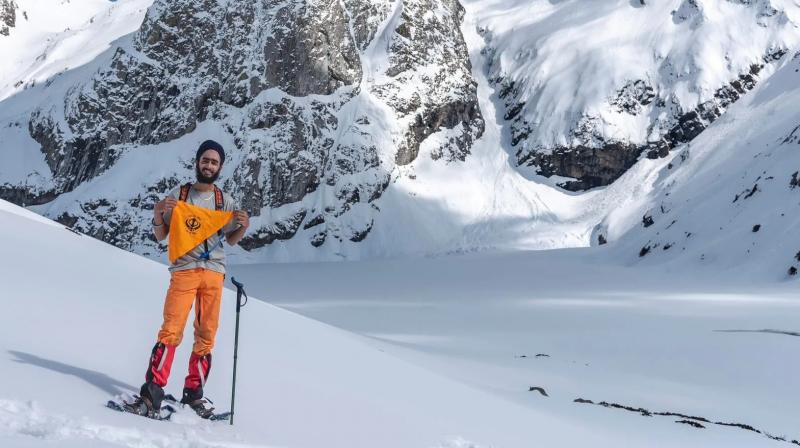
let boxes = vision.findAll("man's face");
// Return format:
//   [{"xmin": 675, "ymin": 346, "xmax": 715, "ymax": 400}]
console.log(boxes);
[{"xmin": 195, "ymin": 149, "xmax": 222, "ymax": 184}]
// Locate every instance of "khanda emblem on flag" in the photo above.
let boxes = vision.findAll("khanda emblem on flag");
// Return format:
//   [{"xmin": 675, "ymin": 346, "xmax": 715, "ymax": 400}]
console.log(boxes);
[
  {"xmin": 184, "ymin": 215, "xmax": 202, "ymax": 233},
  {"xmin": 168, "ymin": 201, "xmax": 233, "ymax": 263}
]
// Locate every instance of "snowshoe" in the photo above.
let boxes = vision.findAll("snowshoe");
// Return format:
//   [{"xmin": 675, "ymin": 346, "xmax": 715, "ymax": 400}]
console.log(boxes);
[
  {"xmin": 168, "ymin": 394, "xmax": 231, "ymax": 422},
  {"xmin": 184, "ymin": 396, "xmax": 231, "ymax": 421},
  {"xmin": 106, "ymin": 394, "xmax": 175, "ymax": 421}
]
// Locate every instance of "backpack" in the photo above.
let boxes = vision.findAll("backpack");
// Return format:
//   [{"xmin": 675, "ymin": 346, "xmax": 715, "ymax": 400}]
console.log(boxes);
[{"xmin": 179, "ymin": 182, "xmax": 224, "ymax": 211}]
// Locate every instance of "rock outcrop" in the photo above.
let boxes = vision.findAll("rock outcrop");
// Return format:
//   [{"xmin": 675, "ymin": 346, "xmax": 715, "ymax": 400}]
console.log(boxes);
[
  {"xmin": 7, "ymin": 0, "xmax": 483, "ymax": 255},
  {"xmin": 0, "ymin": 0, "xmax": 16, "ymax": 36}
]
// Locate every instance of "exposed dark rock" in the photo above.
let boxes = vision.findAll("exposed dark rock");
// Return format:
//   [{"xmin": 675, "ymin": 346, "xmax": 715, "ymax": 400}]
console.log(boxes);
[
  {"xmin": 714, "ymin": 328, "xmax": 800, "ymax": 337},
  {"xmin": 610, "ymin": 79, "xmax": 655, "ymax": 115},
  {"xmin": 598, "ymin": 234, "xmax": 607, "ymax": 245},
  {"xmin": 675, "ymin": 419, "xmax": 705, "ymax": 428},
  {"xmin": 349, "ymin": 219, "xmax": 374, "ymax": 242},
  {"xmin": 744, "ymin": 183, "xmax": 759, "ymax": 199},
  {"xmin": 303, "ymin": 214, "xmax": 325, "ymax": 230},
  {"xmin": 642, "ymin": 214, "xmax": 654, "ymax": 228},
  {"xmin": 639, "ymin": 245, "xmax": 651, "ymax": 257},
  {"xmin": 574, "ymin": 396, "xmax": 799, "ymax": 444},
  {"xmin": 64, "ymin": 226, "xmax": 83, "ymax": 237},
  {"xmin": 381, "ymin": 0, "xmax": 484, "ymax": 165},
  {"xmin": 344, "ymin": 0, "xmax": 392, "ymax": 50},
  {"xmin": 528, "ymin": 386, "xmax": 549, "ymax": 397},
  {"xmin": 238, "ymin": 210, "xmax": 307, "ymax": 250},
  {"xmin": 733, "ymin": 183, "xmax": 759, "ymax": 202},
  {"xmin": 595, "ymin": 400, "xmax": 653, "ymax": 417},
  {"xmin": 752, "ymin": 224, "xmax": 761, "ymax": 232},
  {"xmin": 368, "ymin": 175, "xmax": 392, "ymax": 202},
  {"xmin": 519, "ymin": 142, "xmax": 643, "ymax": 191},
  {"xmin": 783, "ymin": 125, "xmax": 800, "ymax": 145},
  {"xmin": 55, "ymin": 213, "xmax": 79, "ymax": 228},
  {"xmin": 515, "ymin": 353, "xmax": 550, "ymax": 359},
  {"xmin": 0, "ymin": 0, "xmax": 15, "ymax": 36},
  {"xmin": 646, "ymin": 145, "xmax": 669, "ymax": 159},
  {"xmin": 310, "ymin": 231, "xmax": 327, "ymax": 247},
  {"xmin": 400, "ymin": 99, "xmax": 483, "ymax": 164},
  {"xmin": 54, "ymin": 199, "xmax": 150, "ymax": 251},
  {"xmin": 0, "ymin": 184, "xmax": 58, "ymax": 206}
]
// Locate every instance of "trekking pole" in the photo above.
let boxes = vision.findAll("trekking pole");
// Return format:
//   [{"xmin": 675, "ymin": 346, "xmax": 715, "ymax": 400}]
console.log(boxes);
[{"xmin": 229, "ymin": 277, "xmax": 248, "ymax": 425}]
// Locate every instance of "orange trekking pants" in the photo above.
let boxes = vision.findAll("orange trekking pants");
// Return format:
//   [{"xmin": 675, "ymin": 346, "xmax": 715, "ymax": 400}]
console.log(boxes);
[{"xmin": 157, "ymin": 268, "xmax": 224, "ymax": 356}]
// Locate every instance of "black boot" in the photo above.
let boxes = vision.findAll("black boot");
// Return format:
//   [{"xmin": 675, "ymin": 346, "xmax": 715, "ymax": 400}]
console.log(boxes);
[
  {"xmin": 181, "ymin": 387, "xmax": 215, "ymax": 419},
  {"xmin": 126, "ymin": 381, "xmax": 165, "ymax": 418}
]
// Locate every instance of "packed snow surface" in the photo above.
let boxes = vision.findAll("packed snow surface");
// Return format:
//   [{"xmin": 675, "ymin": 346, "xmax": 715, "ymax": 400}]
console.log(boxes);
[{"xmin": 2, "ymin": 197, "xmax": 800, "ymax": 447}]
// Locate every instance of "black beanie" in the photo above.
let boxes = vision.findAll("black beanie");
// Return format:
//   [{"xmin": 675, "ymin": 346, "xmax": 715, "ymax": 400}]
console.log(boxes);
[{"xmin": 196, "ymin": 140, "xmax": 225, "ymax": 164}]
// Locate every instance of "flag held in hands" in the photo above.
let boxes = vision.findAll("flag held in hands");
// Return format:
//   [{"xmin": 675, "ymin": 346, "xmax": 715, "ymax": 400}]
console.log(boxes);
[{"xmin": 168, "ymin": 201, "xmax": 233, "ymax": 263}]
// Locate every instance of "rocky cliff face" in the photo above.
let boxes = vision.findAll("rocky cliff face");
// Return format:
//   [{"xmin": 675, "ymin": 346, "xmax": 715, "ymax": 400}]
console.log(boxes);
[
  {"xmin": 376, "ymin": 0, "xmax": 483, "ymax": 165},
  {"xmin": 511, "ymin": 48, "xmax": 786, "ymax": 191},
  {"xmin": 12, "ymin": 0, "xmax": 483, "ymax": 255},
  {"xmin": 0, "ymin": 0, "xmax": 16, "ymax": 36}
]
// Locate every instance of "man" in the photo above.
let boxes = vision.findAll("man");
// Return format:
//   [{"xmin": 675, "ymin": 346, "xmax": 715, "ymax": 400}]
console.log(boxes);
[{"xmin": 126, "ymin": 139, "xmax": 249, "ymax": 419}]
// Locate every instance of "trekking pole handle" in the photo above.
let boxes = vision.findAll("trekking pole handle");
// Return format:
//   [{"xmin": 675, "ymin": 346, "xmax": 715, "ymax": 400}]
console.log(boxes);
[
  {"xmin": 231, "ymin": 276, "xmax": 244, "ymax": 289},
  {"xmin": 231, "ymin": 277, "xmax": 247, "ymax": 311}
]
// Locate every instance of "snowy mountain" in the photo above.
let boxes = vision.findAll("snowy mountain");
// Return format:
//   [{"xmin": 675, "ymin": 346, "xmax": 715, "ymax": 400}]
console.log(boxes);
[
  {"xmin": 478, "ymin": 0, "xmax": 800, "ymax": 190},
  {"xmin": 1, "ymin": 0, "xmax": 800, "ymax": 272}
]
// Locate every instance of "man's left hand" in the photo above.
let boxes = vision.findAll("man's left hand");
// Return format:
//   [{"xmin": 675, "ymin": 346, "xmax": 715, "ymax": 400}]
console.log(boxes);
[{"xmin": 234, "ymin": 210, "xmax": 250, "ymax": 230}]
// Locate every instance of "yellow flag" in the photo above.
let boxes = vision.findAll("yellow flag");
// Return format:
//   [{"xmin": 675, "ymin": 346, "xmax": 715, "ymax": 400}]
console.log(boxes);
[{"xmin": 168, "ymin": 201, "xmax": 233, "ymax": 263}]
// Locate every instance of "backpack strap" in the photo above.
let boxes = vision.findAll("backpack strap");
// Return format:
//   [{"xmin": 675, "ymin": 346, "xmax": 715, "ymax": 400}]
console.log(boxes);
[
  {"xmin": 200, "ymin": 186, "xmax": 226, "ymax": 261},
  {"xmin": 213, "ymin": 185, "xmax": 225, "ymax": 240},
  {"xmin": 179, "ymin": 183, "xmax": 192, "ymax": 202},
  {"xmin": 213, "ymin": 185, "xmax": 224, "ymax": 211}
]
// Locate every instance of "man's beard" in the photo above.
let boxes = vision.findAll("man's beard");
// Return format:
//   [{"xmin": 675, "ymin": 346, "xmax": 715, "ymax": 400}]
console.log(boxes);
[{"xmin": 195, "ymin": 165, "xmax": 220, "ymax": 184}]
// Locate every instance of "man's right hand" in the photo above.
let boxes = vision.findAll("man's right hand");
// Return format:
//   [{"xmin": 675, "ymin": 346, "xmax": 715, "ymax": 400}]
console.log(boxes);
[{"xmin": 153, "ymin": 197, "xmax": 178, "ymax": 224}]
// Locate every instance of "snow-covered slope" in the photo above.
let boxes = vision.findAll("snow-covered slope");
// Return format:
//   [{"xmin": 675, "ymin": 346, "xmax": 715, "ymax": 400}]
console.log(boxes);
[
  {"xmin": 227, "ymin": 241, "xmax": 800, "ymax": 447},
  {"xmin": 3, "ymin": 197, "xmax": 797, "ymax": 447},
  {"xmin": 595, "ymin": 49, "xmax": 800, "ymax": 279},
  {"xmin": 0, "ymin": 199, "xmax": 568, "ymax": 447},
  {"xmin": 0, "ymin": 0, "xmax": 152, "ymax": 102}
]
